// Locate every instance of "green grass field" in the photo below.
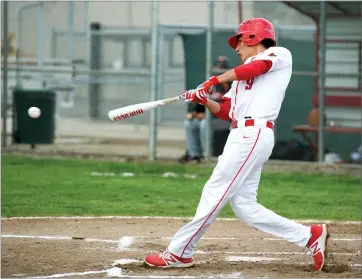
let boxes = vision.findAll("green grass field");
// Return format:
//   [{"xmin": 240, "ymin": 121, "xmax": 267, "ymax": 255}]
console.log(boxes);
[{"xmin": 2, "ymin": 155, "xmax": 360, "ymax": 220}]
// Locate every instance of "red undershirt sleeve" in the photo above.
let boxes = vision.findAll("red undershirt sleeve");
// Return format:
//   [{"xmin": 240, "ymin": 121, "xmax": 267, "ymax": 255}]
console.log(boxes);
[
  {"xmin": 234, "ymin": 60, "xmax": 273, "ymax": 80},
  {"xmin": 212, "ymin": 97, "xmax": 231, "ymax": 121},
  {"xmin": 212, "ymin": 60, "xmax": 272, "ymax": 121}
]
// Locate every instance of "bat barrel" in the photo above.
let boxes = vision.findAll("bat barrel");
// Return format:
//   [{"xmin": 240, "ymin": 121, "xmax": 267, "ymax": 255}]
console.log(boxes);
[
  {"xmin": 108, "ymin": 95, "xmax": 181, "ymax": 122},
  {"xmin": 108, "ymin": 107, "xmax": 145, "ymax": 121}
]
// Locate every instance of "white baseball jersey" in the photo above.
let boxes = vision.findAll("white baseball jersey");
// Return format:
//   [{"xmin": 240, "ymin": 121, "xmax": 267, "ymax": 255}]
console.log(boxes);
[
  {"xmin": 223, "ymin": 46, "xmax": 292, "ymax": 122},
  {"xmin": 166, "ymin": 46, "xmax": 312, "ymax": 262}
]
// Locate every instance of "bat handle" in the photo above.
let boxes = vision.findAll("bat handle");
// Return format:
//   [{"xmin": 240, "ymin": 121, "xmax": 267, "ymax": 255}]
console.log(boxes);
[{"xmin": 180, "ymin": 85, "xmax": 217, "ymax": 100}]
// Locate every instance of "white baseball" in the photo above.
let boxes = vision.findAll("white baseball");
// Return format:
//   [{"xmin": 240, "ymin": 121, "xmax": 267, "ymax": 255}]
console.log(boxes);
[{"xmin": 28, "ymin": 107, "xmax": 41, "ymax": 118}]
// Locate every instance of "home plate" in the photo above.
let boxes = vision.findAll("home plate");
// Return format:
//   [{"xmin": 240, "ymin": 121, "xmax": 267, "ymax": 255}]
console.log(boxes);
[{"xmin": 226, "ymin": 256, "xmax": 281, "ymax": 262}]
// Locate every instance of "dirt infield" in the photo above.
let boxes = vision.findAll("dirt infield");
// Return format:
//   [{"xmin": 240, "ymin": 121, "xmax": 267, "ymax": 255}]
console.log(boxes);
[{"xmin": 2, "ymin": 217, "xmax": 361, "ymax": 278}]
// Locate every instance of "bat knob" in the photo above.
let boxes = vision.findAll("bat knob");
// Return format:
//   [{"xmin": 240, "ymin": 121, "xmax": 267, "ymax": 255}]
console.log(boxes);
[{"xmin": 209, "ymin": 85, "xmax": 216, "ymax": 93}]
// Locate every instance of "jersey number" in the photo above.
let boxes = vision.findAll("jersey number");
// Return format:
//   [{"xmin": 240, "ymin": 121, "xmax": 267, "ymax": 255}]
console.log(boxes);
[{"xmin": 245, "ymin": 77, "xmax": 255, "ymax": 90}]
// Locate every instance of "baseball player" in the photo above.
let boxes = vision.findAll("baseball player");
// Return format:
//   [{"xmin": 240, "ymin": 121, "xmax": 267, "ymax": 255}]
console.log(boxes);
[{"xmin": 144, "ymin": 18, "xmax": 329, "ymax": 272}]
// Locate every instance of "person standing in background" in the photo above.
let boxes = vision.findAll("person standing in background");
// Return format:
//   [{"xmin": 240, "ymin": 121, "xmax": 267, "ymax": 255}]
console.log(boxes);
[{"xmin": 178, "ymin": 56, "xmax": 231, "ymax": 163}]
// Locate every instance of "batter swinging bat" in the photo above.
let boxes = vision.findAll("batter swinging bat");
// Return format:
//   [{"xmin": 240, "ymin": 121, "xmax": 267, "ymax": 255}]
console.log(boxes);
[{"xmin": 108, "ymin": 86, "xmax": 215, "ymax": 122}]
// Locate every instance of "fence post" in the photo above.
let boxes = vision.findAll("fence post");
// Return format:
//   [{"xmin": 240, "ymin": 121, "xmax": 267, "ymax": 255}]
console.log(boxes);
[
  {"xmin": 156, "ymin": 28, "xmax": 164, "ymax": 126},
  {"xmin": 205, "ymin": 1, "xmax": 214, "ymax": 159},
  {"xmin": 318, "ymin": 1, "xmax": 327, "ymax": 163},
  {"xmin": 89, "ymin": 22, "xmax": 102, "ymax": 119},
  {"xmin": 67, "ymin": 2, "xmax": 75, "ymax": 63},
  {"xmin": 37, "ymin": 2, "xmax": 45, "ymax": 88},
  {"xmin": 2, "ymin": 0, "xmax": 9, "ymax": 147},
  {"xmin": 149, "ymin": 1, "xmax": 160, "ymax": 160},
  {"xmin": 85, "ymin": 0, "xmax": 91, "ymax": 65}
]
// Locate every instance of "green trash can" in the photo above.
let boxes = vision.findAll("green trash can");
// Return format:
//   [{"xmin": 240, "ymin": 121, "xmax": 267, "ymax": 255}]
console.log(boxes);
[{"xmin": 12, "ymin": 89, "xmax": 56, "ymax": 145}]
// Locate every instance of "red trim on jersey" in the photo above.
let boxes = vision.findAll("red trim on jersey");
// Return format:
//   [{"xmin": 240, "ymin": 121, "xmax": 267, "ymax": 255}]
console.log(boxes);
[
  {"xmin": 231, "ymin": 81, "xmax": 240, "ymax": 120},
  {"xmin": 180, "ymin": 128, "xmax": 262, "ymax": 258},
  {"xmin": 234, "ymin": 60, "xmax": 272, "ymax": 80},
  {"xmin": 213, "ymin": 97, "xmax": 231, "ymax": 121}
]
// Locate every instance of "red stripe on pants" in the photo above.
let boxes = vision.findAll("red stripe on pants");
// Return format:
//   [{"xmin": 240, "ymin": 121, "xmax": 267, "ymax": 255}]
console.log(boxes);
[{"xmin": 181, "ymin": 129, "xmax": 262, "ymax": 257}]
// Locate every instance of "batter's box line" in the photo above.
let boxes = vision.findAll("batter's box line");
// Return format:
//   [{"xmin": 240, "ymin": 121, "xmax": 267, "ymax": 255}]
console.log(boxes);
[
  {"xmin": 1, "ymin": 234, "xmax": 119, "ymax": 243},
  {"xmin": 2, "ymin": 234, "xmax": 359, "ymax": 257},
  {"xmin": 25, "ymin": 270, "xmax": 250, "ymax": 279},
  {"xmin": 3, "ymin": 215, "xmax": 361, "ymax": 225},
  {"xmin": 135, "ymin": 235, "xmax": 361, "ymax": 242},
  {"xmin": 23, "ymin": 258, "xmax": 362, "ymax": 279},
  {"xmin": 2, "ymin": 234, "xmax": 360, "ymax": 244},
  {"xmin": 142, "ymin": 249, "xmax": 359, "ymax": 257}
]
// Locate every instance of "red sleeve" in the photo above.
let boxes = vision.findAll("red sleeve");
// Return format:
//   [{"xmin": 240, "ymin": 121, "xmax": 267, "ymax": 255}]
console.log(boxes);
[
  {"xmin": 234, "ymin": 60, "xmax": 272, "ymax": 80},
  {"xmin": 213, "ymin": 97, "xmax": 231, "ymax": 121}
]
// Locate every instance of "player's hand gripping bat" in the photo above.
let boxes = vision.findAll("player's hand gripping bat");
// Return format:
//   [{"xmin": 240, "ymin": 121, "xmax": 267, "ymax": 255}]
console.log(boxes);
[{"xmin": 108, "ymin": 86, "xmax": 215, "ymax": 122}]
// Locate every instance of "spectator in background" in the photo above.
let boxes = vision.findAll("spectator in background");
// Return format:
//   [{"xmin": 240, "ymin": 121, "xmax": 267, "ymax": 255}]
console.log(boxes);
[
  {"xmin": 1, "ymin": 32, "xmax": 17, "ymax": 57},
  {"xmin": 178, "ymin": 56, "xmax": 231, "ymax": 163}
]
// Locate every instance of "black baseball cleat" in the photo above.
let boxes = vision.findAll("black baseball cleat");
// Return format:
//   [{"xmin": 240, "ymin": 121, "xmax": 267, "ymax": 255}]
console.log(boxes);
[{"xmin": 178, "ymin": 153, "xmax": 202, "ymax": 164}]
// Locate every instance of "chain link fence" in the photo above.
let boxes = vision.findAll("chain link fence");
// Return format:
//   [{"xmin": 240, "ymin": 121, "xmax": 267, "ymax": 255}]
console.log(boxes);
[{"xmin": 2, "ymin": 1, "xmax": 359, "ymax": 160}]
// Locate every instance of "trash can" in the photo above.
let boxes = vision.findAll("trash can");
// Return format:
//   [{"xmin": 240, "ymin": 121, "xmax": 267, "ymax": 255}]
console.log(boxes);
[{"xmin": 12, "ymin": 89, "xmax": 56, "ymax": 145}]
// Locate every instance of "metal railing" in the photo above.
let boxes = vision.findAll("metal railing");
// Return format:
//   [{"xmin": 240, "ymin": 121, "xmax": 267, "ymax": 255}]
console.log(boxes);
[{"xmin": 4, "ymin": 64, "xmax": 361, "ymax": 79}]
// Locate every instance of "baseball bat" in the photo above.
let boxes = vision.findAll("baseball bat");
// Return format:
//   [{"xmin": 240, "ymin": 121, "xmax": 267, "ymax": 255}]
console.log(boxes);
[
  {"xmin": 108, "ymin": 86, "xmax": 216, "ymax": 122},
  {"xmin": 108, "ymin": 94, "xmax": 184, "ymax": 121}
]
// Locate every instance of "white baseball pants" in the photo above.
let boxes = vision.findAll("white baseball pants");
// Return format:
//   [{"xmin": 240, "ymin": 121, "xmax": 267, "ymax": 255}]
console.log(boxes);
[{"xmin": 168, "ymin": 124, "xmax": 311, "ymax": 258}]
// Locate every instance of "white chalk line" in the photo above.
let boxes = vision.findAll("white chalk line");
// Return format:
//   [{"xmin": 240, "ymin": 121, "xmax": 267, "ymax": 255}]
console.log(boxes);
[
  {"xmin": 2, "ymin": 234, "xmax": 360, "ymax": 244},
  {"xmin": 146, "ymin": 236, "xmax": 361, "ymax": 242},
  {"xmin": 195, "ymin": 250, "xmax": 359, "ymax": 256},
  {"xmin": 1, "ymin": 234, "xmax": 136, "ymax": 252},
  {"xmin": 24, "ymin": 258, "xmax": 239, "ymax": 279},
  {"xmin": 26, "ymin": 271, "xmax": 229, "ymax": 279},
  {"xmin": 225, "ymin": 256, "xmax": 362, "ymax": 268},
  {"xmin": 3, "ymin": 234, "xmax": 360, "ymax": 257},
  {"xmin": 117, "ymin": 248, "xmax": 360, "ymax": 257},
  {"xmin": 3, "ymin": 215, "xmax": 360, "ymax": 224},
  {"xmin": 226, "ymin": 256, "xmax": 282, "ymax": 262},
  {"xmin": 26, "ymin": 269, "xmax": 108, "ymax": 278},
  {"xmin": 5, "ymin": 234, "xmax": 361, "ymax": 277},
  {"xmin": 23, "ymin": 257, "xmax": 362, "ymax": 279},
  {"xmin": 1, "ymin": 234, "xmax": 119, "ymax": 244}
]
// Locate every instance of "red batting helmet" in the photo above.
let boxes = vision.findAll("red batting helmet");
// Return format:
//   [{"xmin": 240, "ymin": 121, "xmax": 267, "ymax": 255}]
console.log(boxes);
[{"xmin": 228, "ymin": 18, "xmax": 276, "ymax": 49}]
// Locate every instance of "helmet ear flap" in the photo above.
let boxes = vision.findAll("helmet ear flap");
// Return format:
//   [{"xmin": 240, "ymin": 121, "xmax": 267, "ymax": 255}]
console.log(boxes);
[
  {"xmin": 240, "ymin": 31, "xmax": 256, "ymax": 45},
  {"xmin": 260, "ymin": 38, "xmax": 276, "ymax": 48}
]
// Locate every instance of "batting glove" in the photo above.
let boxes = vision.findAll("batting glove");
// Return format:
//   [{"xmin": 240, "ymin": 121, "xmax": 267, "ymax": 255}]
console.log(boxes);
[
  {"xmin": 200, "ymin": 76, "xmax": 220, "ymax": 94},
  {"xmin": 183, "ymin": 90, "xmax": 208, "ymax": 105}
]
